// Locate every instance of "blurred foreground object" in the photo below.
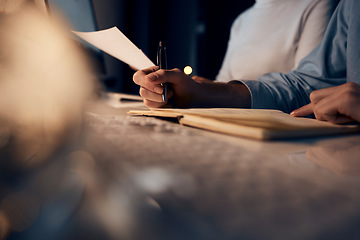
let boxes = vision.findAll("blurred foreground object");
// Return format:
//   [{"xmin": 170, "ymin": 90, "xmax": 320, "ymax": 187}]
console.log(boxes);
[
  {"xmin": 0, "ymin": 2, "xmax": 95, "ymax": 167},
  {"xmin": 0, "ymin": 0, "xmax": 27, "ymax": 14},
  {"xmin": 0, "ymin": 2, "xmax": 95, "ymax": 238},
  {"xmin": 0, "ymin": 0, "xmax": 47, "ymax": 14}
]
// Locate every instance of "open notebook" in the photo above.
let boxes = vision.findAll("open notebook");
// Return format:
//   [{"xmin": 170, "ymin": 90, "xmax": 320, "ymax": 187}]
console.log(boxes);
[{"xmin": 128, "ymin": 108, "xmax": 360, "ymax": 140}]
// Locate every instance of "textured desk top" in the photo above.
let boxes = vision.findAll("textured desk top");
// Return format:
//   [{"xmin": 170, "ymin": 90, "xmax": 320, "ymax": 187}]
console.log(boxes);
[{"xmin": 2, "ymin": 94, "xmax": 360, "ymax": 240}]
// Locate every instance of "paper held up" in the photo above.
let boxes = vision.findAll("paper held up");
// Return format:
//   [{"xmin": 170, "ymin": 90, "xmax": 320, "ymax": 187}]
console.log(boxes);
[{"xmin": 73, "ymin": 27, "xmax": 155, "ymax": 70}]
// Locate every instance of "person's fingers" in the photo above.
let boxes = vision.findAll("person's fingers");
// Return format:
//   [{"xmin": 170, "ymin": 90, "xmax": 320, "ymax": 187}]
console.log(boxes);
[
  {"xmin": 167, "ymin": 68, "xmax": 188, "ymax": 84},
  {"xmin": 141, "ymin": 65, "xmax": 160, "ymax": 74},
  {"xmin": 290, "ymin": 103, "xmax": 314, "ymax": 117},
  {"xmin": 133, "ymin": 67, "xmax": 164, "ymax": 94},
  {"xmin": 292, "ymin": 101, "xmax": 353, "ymax": 123},
  {"xmin": 133, "ymin": 66, "xmax": 159, "ymax": 79},
  {"xmin": 133, "ymin": 66, "xmax": 159, "ymax": 83},
  {"xmin": 135, "ymin": 69, "xmax": 178, "ymax": 91},
  {"xmin": 148, "ymin": 68, "xmax": 185, "ymax": 85},
  {"xmin": 291, "ymin": 86, "xmax": 340, "ymax": 117},
  {"xmin": 192, "ymin": 76, "xmax": 200, "ymax": 81},
  {"xmin": 139, "ymin": 86, "xmax": 164, "ymax": 103},
  {"xmin": 312, "ymin": 94, "xmax": 355, "ymax": 124},
  {"xmin": 332, "ymin": 116, "xmax": 354, "ymax": 124},
  {"xmin": 294, "ymin": 83, "xmax": 360, "ymax": 124},
  {"xmin": 315, "ymin": 111, "xmax": 353, "ymax": 124},
  {"xmin": 192, "ymin": 75, "xmax": 211, "ymax": 83},
  {"xmin": 309, "ymin": 86, "xmax": 339, "ymax": 104},
  {"xmin": 136, "ymin": 68, "xmax": 190, "ymax": 88},
  {"xmin": 143, "ymin": 98, "xmax": 166, "ymax": 108}
]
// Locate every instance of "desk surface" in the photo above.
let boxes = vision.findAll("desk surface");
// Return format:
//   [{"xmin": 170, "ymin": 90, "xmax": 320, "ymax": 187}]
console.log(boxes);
[{"xmin": 3, "ymin": 93, "xmax": 360, "ymax": 240}]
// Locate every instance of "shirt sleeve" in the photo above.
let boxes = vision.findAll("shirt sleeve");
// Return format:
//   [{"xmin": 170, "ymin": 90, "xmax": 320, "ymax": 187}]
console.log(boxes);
[
  {"xmin": 242, "ymin": 0, "xmax": 348, "ymax": 114},
  {"xmin": 294, "ymin": 0, "xmax": 339, "ymax": 68},
  {"xmin": 216, "ymin": 14, "xmax": 243, "ymax": 82}
]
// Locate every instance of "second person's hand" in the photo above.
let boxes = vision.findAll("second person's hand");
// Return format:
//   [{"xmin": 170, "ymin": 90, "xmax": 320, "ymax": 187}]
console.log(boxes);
[{"xmin": 291, "ymin": 83, "xmax": 360, "ymax": 124}]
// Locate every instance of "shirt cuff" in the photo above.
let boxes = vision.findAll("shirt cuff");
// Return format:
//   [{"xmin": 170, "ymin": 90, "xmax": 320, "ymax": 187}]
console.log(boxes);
[{"xmin": 240, "ymin": 80, "xmax": 276, "ymax": 109}]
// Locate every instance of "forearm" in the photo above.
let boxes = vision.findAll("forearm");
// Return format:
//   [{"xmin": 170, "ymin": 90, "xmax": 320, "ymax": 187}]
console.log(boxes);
[
  {"xmin": 191, "ymin": 80, "xmax": 251, "ymax": 108},
  {"xmin": 134, "ymin": 67, "xmax": 251, "ymax": 109}
]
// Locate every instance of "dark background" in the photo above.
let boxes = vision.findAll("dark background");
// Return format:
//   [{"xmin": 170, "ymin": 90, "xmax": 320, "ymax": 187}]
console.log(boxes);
[{"xmin": 91, "ymin": 0, "xmax": 255, "ymax": 94}]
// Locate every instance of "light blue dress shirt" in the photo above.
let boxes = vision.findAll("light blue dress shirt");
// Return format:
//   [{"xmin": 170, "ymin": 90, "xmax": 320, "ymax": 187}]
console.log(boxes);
[{"xmin": 242, "ymin": 0, "xmax": 360, "ymax": 113}]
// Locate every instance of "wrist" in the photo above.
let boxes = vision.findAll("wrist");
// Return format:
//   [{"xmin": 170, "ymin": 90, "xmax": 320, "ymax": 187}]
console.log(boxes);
[
  {"xmin": 192, "ymin": 80, "xmax": 251, "ymax": 108},
  {"xmin": 228, "ymin": 80, "xmax": 251, "ymax": 108}
]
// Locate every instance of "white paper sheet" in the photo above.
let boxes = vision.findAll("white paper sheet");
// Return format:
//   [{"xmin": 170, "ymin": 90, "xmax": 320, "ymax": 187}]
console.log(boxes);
[{"xmin": 73, "ymin": 27, "xmax": 155, "ymax": 70}]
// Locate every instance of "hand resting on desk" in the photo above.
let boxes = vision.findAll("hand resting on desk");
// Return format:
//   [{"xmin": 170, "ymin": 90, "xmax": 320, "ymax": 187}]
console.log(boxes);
[{"xmin": 291, "ymin": 83, "xmax": 360, "ymax": 124}]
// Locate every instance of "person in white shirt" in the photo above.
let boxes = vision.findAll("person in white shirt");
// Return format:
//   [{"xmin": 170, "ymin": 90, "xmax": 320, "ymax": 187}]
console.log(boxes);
[{"xmin": 216, "ymin": 0, "xmax": 339, "ymax": 82}]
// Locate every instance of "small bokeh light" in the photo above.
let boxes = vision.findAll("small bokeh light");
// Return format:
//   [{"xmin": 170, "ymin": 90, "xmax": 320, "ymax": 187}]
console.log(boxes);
[{"xmin": 184, "ymin": 66, "xmax": 193, "ymax": 75}]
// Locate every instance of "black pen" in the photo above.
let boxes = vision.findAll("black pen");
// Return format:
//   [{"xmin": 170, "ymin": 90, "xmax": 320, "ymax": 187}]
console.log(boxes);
[{"xmin": 157, "ymin": 41, "xmax": 168, "ymax": 102}]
